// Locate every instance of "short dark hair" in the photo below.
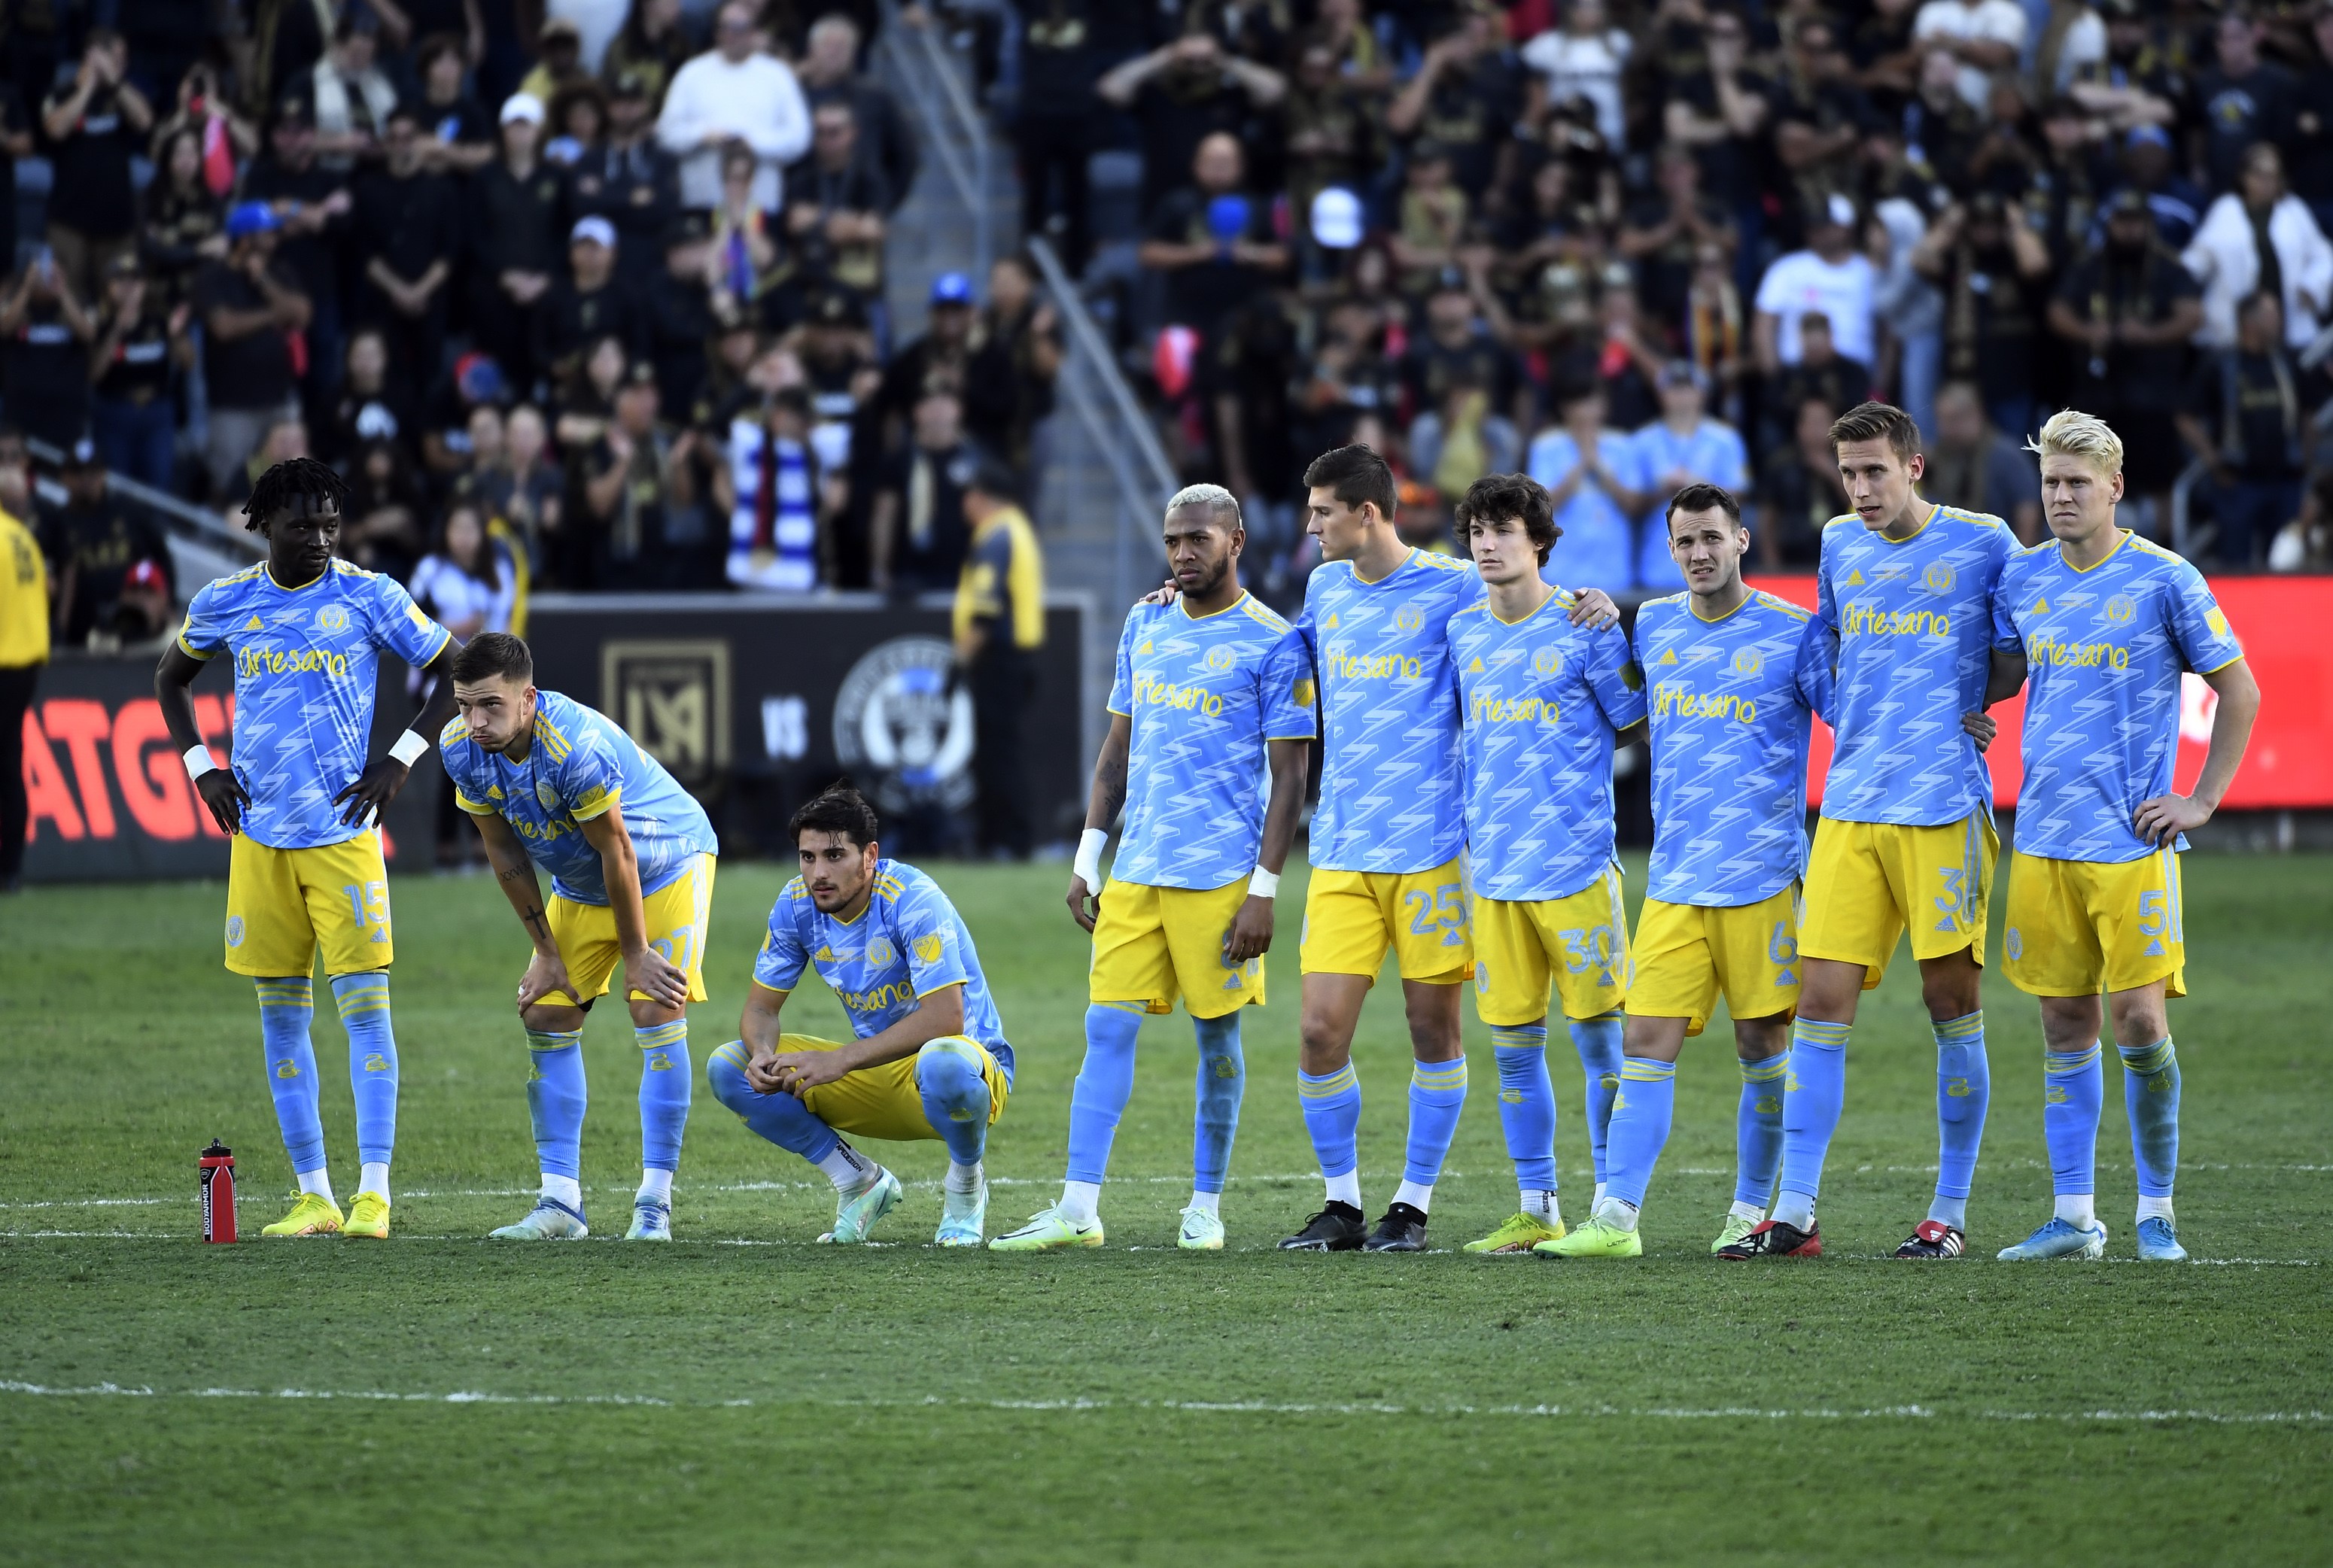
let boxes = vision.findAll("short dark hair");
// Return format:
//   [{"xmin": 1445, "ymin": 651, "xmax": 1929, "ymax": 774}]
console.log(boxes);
[
  {"xmin": 242, "ymin": 456, "xmax": 348, "ymax": 531},
  {"xmin": 790, "ymin": 785, "xmax": 880, "ymax": 850},
  {"xmin": 1665, "ymin": 481, "xmax": 1744, "ymax": 530},
  {"xmin": 1828, "ymin": 400, "xmax": 1922, "ymax": 463},
  {"xmin": 449, "ymin": 630, "xmax": 533, "ymax": 685},
  {"xmin": 1455, "ymin": 473, "xmax": 1561, "ymax": 564},
  {"xmin": 1302, "ymin": 443, "xmax": 1398, "ymax": 521}
]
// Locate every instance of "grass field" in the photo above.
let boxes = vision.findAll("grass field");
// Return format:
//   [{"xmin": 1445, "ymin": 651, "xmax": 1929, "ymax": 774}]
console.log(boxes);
[{"xmin": 2, "ymin": 851, "xmax": 2329, "ymax": 1566}]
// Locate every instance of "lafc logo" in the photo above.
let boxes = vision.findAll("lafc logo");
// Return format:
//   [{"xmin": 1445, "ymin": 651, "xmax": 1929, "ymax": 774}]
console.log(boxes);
[{"xmin": 604, "ymin": 637, "xmax": 732, "ymax": 789}]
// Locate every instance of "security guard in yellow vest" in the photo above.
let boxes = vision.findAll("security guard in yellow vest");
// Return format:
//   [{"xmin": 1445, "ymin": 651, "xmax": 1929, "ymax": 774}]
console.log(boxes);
[
  {"xmin": 1, "ymin": 478, "xmax": 51, "ymax": 891},
  {"xmin": 953, "ymin": 457, "xmax": 1045, "ymax": 859}
]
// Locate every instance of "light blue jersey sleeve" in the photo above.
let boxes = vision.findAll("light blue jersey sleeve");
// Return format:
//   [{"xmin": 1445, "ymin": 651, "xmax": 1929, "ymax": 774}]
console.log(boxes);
[
  {"xmin": 2164, "ymin": 557, "xmax": 2246, "ymax": 675},
  {"xmin": 896, "ymin": 876, "xmax": 975, "ymax": 998},
  {"xmin": 1584, "ymin": 620, "xmax": 1649, "ymax": 731},
  {"xmin": 360, "ymin": 569, "xmax": 455, "ymax": 670},
  {"xmin": 753, "ymin": 886, "xmax": 810, "ymax": 992},
  {"xmin": 552, "ymin": 719, "xmax": 629, "ymax": 824},
  {"xmin": 1106, "ymin": 607, "xmax": 1138, "ymax": 716},
  {"xmin": 1793, "ymin": 605, "xmax": 1836, "ymax": 725},
  {"xmin": 175, "ymin": 576, "xmax": 233, "ymax": 660},
  {"xmin": 1261, "ymin": 627, "xmax": 1318, "ymax": 740}
]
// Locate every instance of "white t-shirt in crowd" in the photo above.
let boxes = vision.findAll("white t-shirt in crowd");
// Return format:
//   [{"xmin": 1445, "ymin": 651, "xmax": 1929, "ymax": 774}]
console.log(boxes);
[
  {"xmin": 1521, "ymin": 28, "xmax": 1634, "ymax": 149},
  {"xmin": 1754, "ymin": 249, "xmax": 1879, "ymax": 366},
  {"xmin": 1912, "ymin": 0, "xmax": 2028, "ymax": 110}
]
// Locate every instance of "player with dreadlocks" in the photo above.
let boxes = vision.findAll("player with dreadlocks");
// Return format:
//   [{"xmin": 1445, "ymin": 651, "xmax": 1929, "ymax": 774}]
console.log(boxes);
[{"xmin": 155, "ymin": 456, "xmax": 464, "ymax": 1239}]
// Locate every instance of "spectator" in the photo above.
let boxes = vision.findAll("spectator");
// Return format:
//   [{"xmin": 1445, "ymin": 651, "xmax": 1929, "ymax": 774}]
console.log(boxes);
[
  {"xmin": 311, "ymin": 13, "xmax": 399, "ymax": 173},
  {"xmin": 39, "ymin": 438, "xmax": 170, "ymax": 646},
  {"xmin": 1281, "ymin": 38, "xmax": 1386, "ymax": 248},
  {"xmin": 1385, "ymin": 6, "xmax": 1522, "ymax": 202},
  {"xmin": 409, "ymin": 498, "xmax": 515, "ymax": 868},
  {"xmin": 0, "ymin": 81, "xmax": 29, "ymax": 281},
  {"xmin": 795, "ymin": 14, "xmax": 917, "ymax": 216},
  {"xmin": 318, "ymin": 328, "xmax": 417, "ymax": 471},
  {"xmin": 517, "ymin": 17, "xmax": 592, "ymax": 108},
  {"xmin": 1388, "ymin": 142, "xmax": 1471, "ymax": 299},
  {"xmin": 1771, "ymin": 313, "xmax": 1872, "ymax": 446},
  {"xmin": 1523, "ymin": 0, "xmax": 1635, "ymax": 151},
  {"xmin": 657, "ymin": 0, "xmax": 813, "ymax": 214},
  {"xmin": 2268, "ymin": 470, "xmax": 2333, "ymax": 571},
  {"xmin": 195, "ymin": 202, "xmax": 311, "ymax": 497},
  {"xmin": 1682, "ymin": 239, "xmax": 1747, "ymax": 421},
  {"xmin": 1402, "ymin": 275, "xmax": 1525, "ymax": 474},
  {"xmin": 1632, "ymin": 361, "xmax": 1750, "ymax": 587},
  {"xmin": 953, "ymin": 457, "xmax": 1045, "ymax": 861},
  {"xmin": 646, "ymin": 214, "xmax": 718, "ymax": 420},
  {"xmin": 871, "ymin": 386, "xmax": 977, "ymax": 592},
  {"xmin": 707, "ymin": 141, "xmax": 784, "ymax": 321},
  {"xmin": 463, "ymin": 401, "xmax": 564, "ymax": 572},
  {"xmin": 604, "ymin": 0, "xmax": 695, "ymax": 111},
  {"xmin": 1866, "ymin": 123, "xmax": 1948, "ymax": 438},
  {"xmin": 2189, "ymin": 10, "xmax": 2298, "ymax": 199},
  {"xmin": 342, "ymin": 435, "xmax": 427, "ymax": 579},
  {"xmin": 1923, "ymin": 380, "xmax": 2042, "ymax": 539},
  {"xmin": 566, "ymin": 70, "xmax": 680, "ymax": 287},
  {"xmin": 1900, "ymin": 44, "xmax": 1988, "ymax": 195},
  {"xmin": 420, "ymin": 353, "xmax": 513, "ymax": 480},
  {"xmin": 0, "ymin": 433, "xmax": 44, "ymax": 893},
  {"xmin": 87, "ymin": 255, "xmax": 190, "ymax": 494},
  {"xmin": 963, "ymin": 254, "xmax": 1061, "ymax": 476},
  {"xmin": 2032, "ymin": 0, "xmax": 2109, "ymax": 97},
  {"xmin": 786, "ymin": 101, "xmax": 890, "ymax": 305},
  {"xmin": 1014, "ymin": 0, "xmax": 1106, "ymax": 274},
  {"xmin": 537, "ymin": 217, "xmax": 647, "ymax": 395},
  {"xmin": 413, "ymin": 32, "xmax": 496, "ymax": 175},
  {"xmin": 2113, "ymin": 123, "xmax": 2204, "ymax": 251},
  {"xmin": 577, "ymin": 362, "xmax": 722, "ymax": 588},
  {"xmin": 1913, "ymin": 0, "xmax": 2027, "ymax": 112},
  {"xmin": 353, "ymin": 108, "xmax": 464, "ymax": 387},
  {"xmin": 1139, "ymin": 132, "xmax": 1287, "ymax": 343},
  {"xmin": 1914, "ymin": 191, "xmax": 2053, "ymax": 440},
  {"xmin": 725, "ymin": 386, "xmax": 828, "ymax": 591},
  {"xmin": 544, "ymin": 79, "xmax": 607, "ymax": 168},
  {"xmin": 0, "ymin": 250, "xmax": 96, "ymax": 452},
  {"xmin": 2178, "ymin": 291, "xmax": 2306, "ymax": 567},
  {"xmin": 140, "ymin": 126, "xmax": 229, "ymax": 309},
  {"xmin": 2294, "ymin": 5, "xmax": 2333, "ymax": 236},
  {"xmin": 1757, "ymin": 395, "xmax": 1854, "ymax": 565},
  {"xmin": 468, "ymin": 94, "xmax": 564, "ymax": 395},
  {"xmin": 1620, "ymin": 144, "xmax": 1737, "ymax": 330},
  {"xmin": 2182, "ymin": 143, "xmax": 2333, "ymax": 353},
  {"xmin": 39, "ymin": 28, "xmax": 154, "ymax": 300},
  {"xmin": 1754, "ymin": 194, "xmax": 1879, "ymax": 378},
  {"xmin": 240, "ymin": 94, "xmax": 354, "ymax": 407},
  {"xmin": 1100, "ymin": 32, "xmax": 1287, "ymax": 222},
  {"xmin": 879, "ymin": 272, "xmax": 979, "ymax": 442},
  {"xmin": 1527, "ymin": 381, "xmax": 1646, "ymax": 591},
  {"xmin": 1769, "ymin": 17, "xmax": 1874, "ymax": 218}
]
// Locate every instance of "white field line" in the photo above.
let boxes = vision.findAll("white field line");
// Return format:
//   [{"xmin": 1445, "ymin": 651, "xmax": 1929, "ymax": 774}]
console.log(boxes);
[{"xmin": 0, "ymin": 1381, "xmax": 2325, "ymax": 1426}]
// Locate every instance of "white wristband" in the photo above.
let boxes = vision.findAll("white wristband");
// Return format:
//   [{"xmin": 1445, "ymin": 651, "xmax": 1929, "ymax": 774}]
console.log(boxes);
[
  {"xmin": 1247, "ymin": 867, "xmax": 1279, "ymax": 899},
  {"xmin": 1073, "ymin": 828, "xmax": 1108, "ymax": 891},
  {"xmin": 182, "ymin": 743, "xmax": 217, "ymax": 781},
  {"xmin": 388, "ymin": 728, "xmax": 430, "ymax": 767}
]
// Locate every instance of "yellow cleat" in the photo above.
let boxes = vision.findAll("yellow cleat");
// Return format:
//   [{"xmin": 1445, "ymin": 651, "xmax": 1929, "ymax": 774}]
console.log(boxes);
[
  {"xmin": 1463, "ymin": 1213, "xmax": 1567, "ymax": 1253},
  {"xmin": 261, "ymin": 1192, "xmax": 344, "ymax": 1237},
  {"xmin": 1533, "ymin": 1216, "xmax": 1644, "ymax": 1258},
  {"xmin": 342, "ymin": 1191, "xmax": 391, "ymax": 1239}
]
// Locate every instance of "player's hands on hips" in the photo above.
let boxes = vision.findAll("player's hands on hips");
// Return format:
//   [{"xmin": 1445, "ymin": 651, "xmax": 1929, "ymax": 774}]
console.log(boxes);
[
  {"xmin": 2133, "ymin": 792, "xmax": 2210, "ymax": 849},
  {"xmin": 333, "ymin": 757, "xmax": 412, "ymax": 827},
  {"xmin": 517, "ymin": 951, "xmax": 577, "ymax": 1010},
  {"xmin": 194, "ymin": 770, "xmax": 250, "ymax": 835},
  {"xmin": 762, "ymin": 1048, "xmax": 849, "ymax": 1097},
  {"xmin": 1223, "ymin": 894, "xmax": 1274, "ymax": 965},
  {"xmin": 624, "ymin": 946, "xmax": 690, "ymax": 1009},
  {"xmin": 1568, "ymin": 587, "xmax": 1620, "ymax": 630},
  {"xmin": 1960, "ymin": 710, "xmax": 1997, "ymax": 752},
  {"xmin": 1067, "ymin": 874, "xmax": 1099, "ymax": 933}
]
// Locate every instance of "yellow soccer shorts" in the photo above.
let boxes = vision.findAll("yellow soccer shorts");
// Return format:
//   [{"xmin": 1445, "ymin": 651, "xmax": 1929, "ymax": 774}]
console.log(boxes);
[
  {"xmin": 224, "ymin": 829, "xmax": 393, "ymax": 977},
  {"xmin": 2003, "ymin": 848, "xmax": 2186, "ymax": 999},
  {"xmin": 1089, "ymin": 876, "xmax": 1264, "ymax": 1018},
  {"xmin": 713, "ymin": 1032, "xmax": 1010, "ymax": 1142},
  {"xmin": 1799, "ymin": 813, "xmax": 1996, "ymax": 986},
  {"xmin": 1469, "ymin": 864, "xmax": 1632, "ymax": 1026},
  {"xmin": 543, "ymin": 852, "xmax": 716, "ymax": 1005},
  {"xmin": 1630, "ymin": 884, "xmax": 1804, "ymax": 1037},
  {"xmin": 1300, "ymin": 855, "xmax": 1472, "ymax": 984}
]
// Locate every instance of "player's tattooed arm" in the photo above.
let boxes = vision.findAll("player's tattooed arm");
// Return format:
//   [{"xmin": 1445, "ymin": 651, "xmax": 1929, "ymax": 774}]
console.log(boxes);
[
  {"xmin": 473, "ymin": 810, "xmax": 579, "ymax": 1010},
  {"xmin": 1069, "ymin": 713, "xmax": 1133, "ymax": 932},
  {"xmin": 334, "ymin": 640, "xmax": 467, "ymax": 826},
  {"xmin": 155, "ymin": 643, "xmax": 250, "ymax": 834}
]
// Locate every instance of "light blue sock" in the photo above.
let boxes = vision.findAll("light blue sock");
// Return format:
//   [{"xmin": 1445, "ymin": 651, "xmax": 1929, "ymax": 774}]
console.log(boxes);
[
  {"xmin": 1569, "ymin": 1012, "xmax": 1625, "ymax": 1184},
  {"xmin": 525, "ymin": 1029, "xmax": 588, "ymax": 1181},
  {"xmin": 1605, "ymin": 1056, "xmax": 1678, "ymax": 1211},
  {"xmin": 705, "ymin": 1041, "xmax": 840, "ymax": 1163},
  {"xmin": 2120, "ymin": 1038, "xmax": 2180, "ymax": 1197},
  {"xmin": 1773, "ymin": 1017, "xmax": 1851, "ymax": 1229},
  {"xmin": 1931, "ymin": 1010, "xmax": 1990, "ymax": 1229},
  {"xmin": 1490, "ymin": 1024, "xmax": 1557, "ymax": 1193},
  {"xmin": 1065, "ymin": 1002, "xmax": 1143, "ymax": 1186},
  {"xmin": 256, "ymin": 977, "xmax": 325, "ymax": 1174},
  {"xmin": 1735, "ymin": 1055, "xmax": 1787, "ymax": 1208},
  {"xmin": 1190, "ymin": 1011, "xmax": 1246, "ymax": 1195},
  {"xmin": 636, "ymin": 1020, "xmax": 691, "ymax": 1173},
  {"xmin": 330, "ymin": 971, "xmax": 397, "ymax": 1167},
  {"xmin": 915, "ymin": 1038, "xmax": 991, "ymax": 1166},
  {"xmin": 1297, "ymin": 1063, "xmax": 1361, "ymax": 1181},
  {"xmin": 2043, "ymin": 1041, "xmax": 2104, "ymax": 1198},
  {"xmin": 1403, "ymin": 1056, "xmax": 1468, "ymax": 1185}
]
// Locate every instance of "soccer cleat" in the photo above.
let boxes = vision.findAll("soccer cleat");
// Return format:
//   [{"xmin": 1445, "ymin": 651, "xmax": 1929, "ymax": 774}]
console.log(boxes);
[
  {"xmin": 261, "ymin": 1192, "xmax": 344, "ymax": 1237},
  {"xmin": 988, "ymin": 1205, "xmax": 1104, "ymax": 1251},
  {"xmin": 489, "ymin": 1196, "xmax": 589, "ymax": 1239},
  {"xmin": 2136, "ymin": 1217, "xmax": 2188, "ymax": 1262},
  {"xmin": 934, "ymin": 1179, "xmax": 987, "ymax": 1247},
  {"xmin": 1711, "ymin": 1212, "xmax": 1762, "ymax": 1253},
  {"xmin": 625, "ymin": 1199, "xmax": 672, "ymax": 1241},
  {"xmin": 1462, "ymin": 1213, "xmax": 1566, "ymax": 1254},
  {"xmin": 1996, "ymin": 1217, "xmax": 2107, "ymax": 1260},
  {"xmin": 819, "ymin": 1166, "xmax": 902, "ymax": 1244},
  {"xmin": 1893, "ymin": 1220, "xmax": 1966, "ymax": 1259},
  {"xmin": 1716, "ymin": 1217, "xmax": 1822, "ymax": 1259},
  {"xmin": 341, "ymin": 1191, "xmax": 391, "ymax": 1240},
  {"xmin": 1278, "ymin": 1201, "xmax": 1368, "ymax": 1251},
  {"xmin": 1532, "ymin": 1216, "xmax": 1643, "ymax": 1258},
  {"xmin": 1361, "ymin": 1202, "xmax": 1431, "ymax": 1252},
  {"xmin": 1177, "ymin": 1206, "xmax": 1224, "ymax": 1251}
]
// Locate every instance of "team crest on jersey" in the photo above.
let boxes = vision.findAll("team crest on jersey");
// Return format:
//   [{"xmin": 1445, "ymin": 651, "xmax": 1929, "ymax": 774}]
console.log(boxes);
[
  {"xmin": 914, "ymin": 931, "xmax": 946, "ymax": 965},
  {"xmin": 536, "ymin": 779, "xmax": 559, "ymax": 809},
  {"xmin": 1393, "ymin": 606, "xmax": 1423, "ymax": 633},
  {"xmin": 1923, "ymin": 562, "xmax": 1956, "ymax": 594},
  {"xmin": 1206, "ymin": 645, "xmax": 1236, "ymax": 671},
  {"xmin": 2103, "ymin": 594, "xmax": 2137, "ymax": 626},
  {"xmin": 225, "ymin": 915, "xmax": 245, "ymax": 947},
  {"xmin": 1732, "ymin": 647, "xmax": 1763, "ymax": 676},
  {"xmin": 868, "ymin": 937, "xmax": 896, "ymax": 968},
  {"xmin": 1532, "ymin": 646, "xmax": 1561, "ymax": 675},
  {"xmin": 2005, "ymin": 927, "xmax": 2023, "ymax": 961},
  {"xmin": 315, "ymin": 606, "xmax": 349, "ymax": 633}
]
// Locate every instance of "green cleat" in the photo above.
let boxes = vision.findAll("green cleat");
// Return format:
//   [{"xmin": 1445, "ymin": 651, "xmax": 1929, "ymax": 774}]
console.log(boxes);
[
  {"xmin": 489, "ymin": 1196, "xmax": 589, "ymax": 1239},
  {"xmin": 1177, "ymin": 1206, "xmax": 1224, "ymax": 1251},
  {"xmin": 1533, "ymin": 1216, "xmax": 1644, "ymax": 1258},
  {"xmin": 935, "ymin": 1179, "xmax": 987, "ymax": 1247},
  {"xmin": 624, "ymin": 1199, "xmax": 672, "ymax": 1241},
  {"xmin": 1462, "ymin": 1213, "xmax": 1565, "ymax": 1253},
  {"xmin": 988, "ymin": 1204, "xmax": 1102, "ymax": 1252},
  {"xmin": 1711, "ymin": 1211, "xmax": 1761, "ymax": 1253},
  {"xmin": 819, "ymin": 1166, "xmax": 902, "ymax": 1244}
]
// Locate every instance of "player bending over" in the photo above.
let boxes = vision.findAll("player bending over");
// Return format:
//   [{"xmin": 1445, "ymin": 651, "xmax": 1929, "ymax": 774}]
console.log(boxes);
[
  {"xmin": 1988, "ymin": 411, "xmax": 2256, "ymax": 1263},
  {"xmin": 707, "ymin": 787, "xmax": 1012, "ymax": 1245},
  {"xmin": 155, "ymin": 456, "xmax": 459, "ymax": 1240},
  {"xmin": 444, "ymin": 632, "xmax": 718, "ymax": 1241},
  {"xmin": 992, "ymin": 485, "xmax": 1312, "ymax": 1253},
  {"xmin": 1446, "ymin": 473, "xmax": 1648, "ymax": 1254},
  {"xmin": 1540, "ymin": 484, "xmax": 1832, "ymax": 1259}
]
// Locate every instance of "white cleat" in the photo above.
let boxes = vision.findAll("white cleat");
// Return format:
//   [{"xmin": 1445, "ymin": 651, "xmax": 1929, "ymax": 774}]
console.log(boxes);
[{"xmin": 1177, "ymin": 1206, "xmax": 1225, "ymax": 1251}]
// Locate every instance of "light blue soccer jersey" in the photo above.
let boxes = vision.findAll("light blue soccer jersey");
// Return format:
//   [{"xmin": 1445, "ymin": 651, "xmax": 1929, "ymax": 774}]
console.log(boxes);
[
  {"xmin": 1992, "ymin": 532, "xmax": 2244, "ymax": 863},
  {"xmin": 753, "ymin": 858, "xmax": 1013, "ymax": 1081},
  {"xmin": 1449, "ymin": 588, "xmax": 1648, "ymax": 902},
  {"xmin": 1809, "ymin": 504, "xmax": 2012, "ymax": 826},
  {"xmin": 1106, "ymin": 593, "xmax": 1316, "ymax": 890},
  {"xmin": 1296, "ymin": 548, "xmax": 1484, "ymax": 874},
  {"xmin": 1635, "ymin": 590, "xmax": 1834, "ymax": 906},
  {"xmin": 175, "ymin": 559, "xmax": 452, "ymax": 849},
  {"xmin": 442, "ymin": 689, "xmax": 717, "ymax": 904}
]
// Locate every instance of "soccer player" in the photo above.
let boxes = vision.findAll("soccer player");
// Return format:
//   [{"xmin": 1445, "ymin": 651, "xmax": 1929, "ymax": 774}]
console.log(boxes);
[
  {"xmin": 1278, "ymin": 446, "xmax": 1617, "ymax": 1252},
  {"xmin": 441, "ymin": 632, "xmax": 718, "ymax": 1241},
  {"xmin": 155, "ymin": 457, "xmax": 460, "ymax": 1240},
  {"xmin": 1989, "ymin": 411, "xmax": 2256, "ymax": 1263},
  {"xmin": 1538, "ymin": 482, "xmax": 1832, "ymax": 1260},
  {"xmin": 991, "ymin": 486, "xmax": 1313, "ymax": 1253},
  {"xmin": 707, "ymin": 786, "xmax": 1012, "ymax": 1246},
  {"xmin": 1445, "ymin": 473, "xmax": 1648, "ymax": 1256},
  {"xmin": 1723, "ymin": 401, "xmax": 2022, "ymax": 1261}
]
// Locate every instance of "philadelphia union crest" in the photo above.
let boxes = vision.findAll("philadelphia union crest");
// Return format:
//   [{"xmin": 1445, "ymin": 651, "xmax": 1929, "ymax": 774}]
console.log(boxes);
[{"xmin": 833, "ymin": 637, "xmax": 976, "ymax": 813}]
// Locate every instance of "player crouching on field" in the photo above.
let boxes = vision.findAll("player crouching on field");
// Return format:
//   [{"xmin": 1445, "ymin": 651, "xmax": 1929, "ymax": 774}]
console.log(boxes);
[
  {"xmin": 707, "ymin": 787, "xmax": 1014, "ymax": 1245},
  {"xmin": 1988, "ymin": 412, "xmax": 2258, "ymax": 1263}
]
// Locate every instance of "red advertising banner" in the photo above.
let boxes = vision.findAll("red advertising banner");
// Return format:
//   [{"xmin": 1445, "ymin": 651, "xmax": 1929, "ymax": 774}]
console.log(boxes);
[{"xmin": 1748, "ymin": 574, "xmax": 2333, "ymax": 808}]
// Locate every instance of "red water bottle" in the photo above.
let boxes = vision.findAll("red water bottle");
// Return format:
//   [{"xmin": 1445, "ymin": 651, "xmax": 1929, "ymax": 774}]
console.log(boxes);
[{"xmin": 200, "ymin": 1140, "xmax": 237, "ymax": 1243}]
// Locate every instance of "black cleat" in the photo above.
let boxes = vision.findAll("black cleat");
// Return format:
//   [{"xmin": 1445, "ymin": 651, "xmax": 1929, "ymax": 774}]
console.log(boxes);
[
  {"xmin": 1893, "ymin": 1220, "xmax": 1966, "ymax": 1258},
  {"xmin": 1716, "ymin": 1217, "xmax": 1822, "ymax": 1259},
  {"xmin": 1361, "ymin": 1202, "xmax": 1431, "ymax": 1252},
  {"xmin": 1279, "ymin": 1201, "xmax": 1368, "ymax": 1250}
]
